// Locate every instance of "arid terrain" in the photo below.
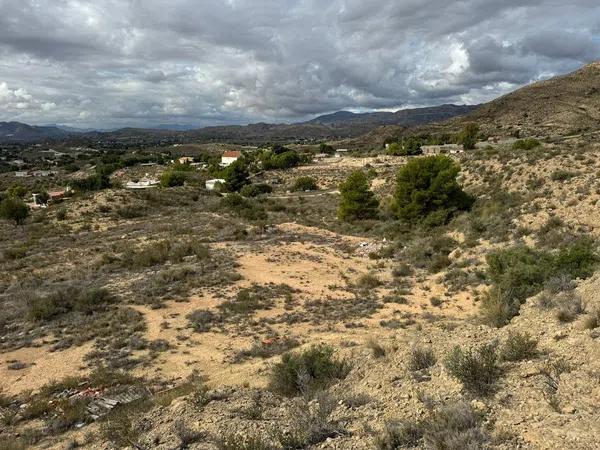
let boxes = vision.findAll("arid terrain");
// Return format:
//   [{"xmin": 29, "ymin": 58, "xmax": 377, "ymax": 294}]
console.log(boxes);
[{"xmin": 2, "ymin": 124, "xmax": 600, "ymax": 449}]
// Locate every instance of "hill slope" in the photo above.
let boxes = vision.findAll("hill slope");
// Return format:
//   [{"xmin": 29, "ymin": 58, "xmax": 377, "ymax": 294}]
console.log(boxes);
[
  {"xmin": 308, "ymin": 104, "xmax": 477, "ymax": 128},
  {"xmin": 352, "ymin": 61, "xmax": 600, "ymax": 149},
  {"xmin": 0, "ymin": 122, "xmax": 69, "ymax": 142},
  {"xmin": 464, "ymin": 61, "xmax": 600, "ymax": 136}
]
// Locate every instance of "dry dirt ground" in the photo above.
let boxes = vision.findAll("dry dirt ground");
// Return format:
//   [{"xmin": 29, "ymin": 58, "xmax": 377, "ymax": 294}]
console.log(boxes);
[{"xmin": 2, "ymin": 142, "xmax": 600, "ymax": 449}]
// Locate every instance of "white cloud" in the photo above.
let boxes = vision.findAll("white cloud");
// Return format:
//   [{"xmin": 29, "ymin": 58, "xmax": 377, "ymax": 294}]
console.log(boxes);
[{"xmin": 0, "ymin": 0, "xmax": 598, "ymax": 128}]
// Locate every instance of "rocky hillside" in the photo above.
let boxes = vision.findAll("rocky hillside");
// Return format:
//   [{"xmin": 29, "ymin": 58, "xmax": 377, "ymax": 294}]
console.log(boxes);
[
  {"xmin": 352, "ymin": 61, "xmax": 600, "ymax": 149},
  {"xmin": 462, "ymin": 61, "xmax": 600, "ymax": 137}
]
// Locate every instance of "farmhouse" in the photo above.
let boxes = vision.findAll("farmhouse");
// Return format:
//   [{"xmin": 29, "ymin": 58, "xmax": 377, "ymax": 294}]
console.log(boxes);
[
  {"xmin": 221, "ymin": 151, "xmax": 241, "ymax": 167},
  {"xmin": 48, "ymin": 189, "xmax": 69, "ymax": 201},
  {"xmin": 421, "ymin": 144, "xmax": 462, "ymax": 155},
  {"xmin": 178, "ymin": 156, "xmax": 194, "ymax": 165}
]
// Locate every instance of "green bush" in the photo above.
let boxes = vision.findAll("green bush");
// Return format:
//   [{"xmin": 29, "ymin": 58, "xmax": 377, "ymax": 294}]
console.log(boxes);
[
  {"xmin": 218, "ymin": 288, "xmax": 274, "ymax": 315},
  {"xmin": 0, "ymin": 197, "xmax": 29, "ymax": 225},
  {"xmin": 394, "ymin": 155, "xmax": 473, "ymax": 225},
  {"xmin": 422, "ymin": 401, "xmax": 488, "ymax": 449},
  {"xmin": 160, "ymin": 170, "xmax": 188, "ymax": 187},
  {"xmin": 220, "ymin": 193, "xmax": 267, "ymax": 220},
  {"xmin": 550, "ymin": 170, "xmax": 577, "ymax": 181},
  {"xmin": 268, "ymin": 345, "xmax": 350, "ymax": 397},
  {"xmin": 27, "ymin": 286, "xmax": 116, "ymax": 322},
  {"xmin": 375, "ymin": 420, "xmax": 423, "ymax": 449},
  {"xmin": 355, "ymin": 273, "xmax": 382, "ymax": 289},
  {"xmin": 408, "ymin": 347, "xmax": 437, "ymax": 371},
  {"xmin": 337, "ymin": 171, "xmax": 379, "ymax": 221},
  {"xmin": 7, "ymin": 183, "xmax": 27, "ymax": 198},
  {"xmin": 512, "ymin": 138, "xmax": 541, "ymax": 150},
  {"xmin": 482, "ymin": 239, "xmax": 598, "ymax": 326},
  {"xmin": 375, "ymin": 401, "xmax": 488, "ymax": 450},
  {"xmin": 500, "ymin": 331, "xmax": 538, "ymax": 362},
  {"xmin": 187, "ymin": 309, "xmax": 221, "ymax": 332},
  {"xmin": 319, "ymin": 143, "xmax": 335, "ymax": 155},
  {"xmin": 240, "ymin": 183, "xmax": 272, "ymax": 197},
  {"xmin": 445, "ymin": 343, "xmax": 500, "ymax": 394},
  {"xmin": 292, "ymin": 176, "xmax": 318, "ymax": 191}
]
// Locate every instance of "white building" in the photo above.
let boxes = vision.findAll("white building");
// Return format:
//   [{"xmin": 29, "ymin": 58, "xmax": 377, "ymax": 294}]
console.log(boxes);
[
  {"xmin": 421, "ymin": 144, "xmax": 462, "ymax": 155},
  {"xmin": 206, "ymin": 179, "xmax": 226, "ymax": 191},
  {"xmin": 126, "ymin": 178, "xmax": 159, "ymax": 189},
  {"xmin": 220, "ymin": 151, "xmax": 241, "ymax": 167}
]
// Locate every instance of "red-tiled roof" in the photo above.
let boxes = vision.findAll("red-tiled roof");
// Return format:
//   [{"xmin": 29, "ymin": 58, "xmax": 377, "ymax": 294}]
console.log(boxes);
[{"xmin": 223, "ymin": 151, "xmax": 241, "ymax": 158}]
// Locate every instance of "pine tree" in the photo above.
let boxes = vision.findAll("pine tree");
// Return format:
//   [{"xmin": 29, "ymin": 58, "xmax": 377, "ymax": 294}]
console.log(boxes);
[{"xmin": 338, "ymin": 171, "xmax": 379, "ymax": 221}]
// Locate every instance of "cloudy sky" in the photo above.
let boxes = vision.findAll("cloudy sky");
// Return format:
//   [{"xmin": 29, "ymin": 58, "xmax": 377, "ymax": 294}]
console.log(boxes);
[{"xmin": 0, "ymin": 0, "xmax": 599, "ymax": 129}]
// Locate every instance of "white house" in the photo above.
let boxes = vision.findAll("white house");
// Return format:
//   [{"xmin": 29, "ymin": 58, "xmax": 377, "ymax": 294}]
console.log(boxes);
[
  {"xmin": 206, "ymin": 179, "xmax": 226, "ymax": 191},
  {"xmin": 126, "ymin": 178, "xmax": 159, "ymax": 189},
  {"xmin": 335, "ymin": 149, "xmax": 349, "ymax": 158},
  {"xmin": 220, "ymin": 151, "xmax": 241, "ymax": 167},
  {"xmin": 421, "ymin": 144, "xmax": 461, "ymax": 155}
]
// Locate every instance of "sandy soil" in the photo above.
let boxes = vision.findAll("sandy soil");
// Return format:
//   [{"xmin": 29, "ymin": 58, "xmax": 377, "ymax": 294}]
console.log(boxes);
[{"xmin": 0, "ymin": 342, "xmax": 93, "ymax": 395}]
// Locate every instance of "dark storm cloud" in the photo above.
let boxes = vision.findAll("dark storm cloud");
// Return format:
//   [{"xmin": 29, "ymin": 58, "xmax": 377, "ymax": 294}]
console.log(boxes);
[{"xmin": 0, "ymin": 0, "xmax": 598, "ymax": 128}]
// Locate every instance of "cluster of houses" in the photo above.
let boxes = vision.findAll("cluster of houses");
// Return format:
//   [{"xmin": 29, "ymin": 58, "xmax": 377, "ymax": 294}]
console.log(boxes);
[{"xmin": 124, "ymin": 150, "xmax": 242, "ymax": 191}]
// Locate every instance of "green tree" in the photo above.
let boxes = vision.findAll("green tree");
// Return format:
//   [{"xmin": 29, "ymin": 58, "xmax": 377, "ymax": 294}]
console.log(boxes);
[
  {"xmin": 387, "ymin": 138, "xmax": 423, "ymax": 156},
  {"xmin": 70, "ymin": 173, "xmax": 111, "ymax": 191},
  {"xmin": 457, "ymin": 123, "xmax": 479, "ymax": 150},
  {"xmin": 160, "ymin": 170, "xmax": 187, "ymax": 187},
  {"xmin": 319, "ymin": 143, "xmax": 335, "ymax": 155},
  {"xmin": 292, "ymin": 176, "xmax": 318, "ymax": 191},
  {"xmin": 394, "ymin": 155, "xmax": 473, "ymax": 225},
  {"xmin": 338, "ymin": 171, "xmax": 379, "ymax": 221},
  {"xmin": 7, "ymin": 183, "xmax": 27, "ymax": 198},
  {"xmin": 0, "ymin": 197, "xmax": 29, "ymax": 225},
  {"xmin": 224, "ymin": 159, "xmax": 250, "ymax": 192}
]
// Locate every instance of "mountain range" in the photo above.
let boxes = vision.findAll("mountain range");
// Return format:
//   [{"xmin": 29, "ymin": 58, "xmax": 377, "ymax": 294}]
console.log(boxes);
[
  {"xmin": 3, "ymin": 61, "xmax": 600, "ymax": 145},
  {"xmin": 0, "ymin": 104, "xmax": 477, "ymax": 144}
]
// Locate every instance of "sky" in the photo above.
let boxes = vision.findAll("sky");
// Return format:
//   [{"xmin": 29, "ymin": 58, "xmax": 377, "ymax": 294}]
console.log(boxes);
[{"xmin": 0, "ymin": 0, "xmax": 599, "ymax": 129}]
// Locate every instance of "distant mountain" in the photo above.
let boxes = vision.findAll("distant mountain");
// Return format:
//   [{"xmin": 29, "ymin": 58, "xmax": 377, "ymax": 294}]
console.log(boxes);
[
  {"xmin": 47, "ymin": 125, "xmax": 97, "ymax": 133},
  {"xmin": 308, "ymin": 104, "xmax": 478, "ymax": 128},
  {"xmin": 0, "ymin": 104, "xmax": 477, "ymax": 145},
  {"xmin": 0, "ymin": 122, "xmax": 69, "ymax": 142},
  {"xmin": 153, "ymin": 124, "xmax": 199, "ymax": 131}
]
